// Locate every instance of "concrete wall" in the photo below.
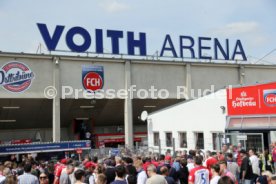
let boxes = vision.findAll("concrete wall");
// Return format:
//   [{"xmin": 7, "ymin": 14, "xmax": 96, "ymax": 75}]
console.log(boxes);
[
  {"xmin": 244, "ymin": 67, "xmax": 276, "ymax": 84},
  {"xmin": 60, "ymin": 59, "xmax": 125, "ymax": 98},
  {"xmin": 0, "ymin": 128, "xmax": 70, "ymax": 142},
  {"xmin": 0, "ymin": 56, "xmax": 53, "ymax": 98},
  {"xmin": 131, "ymin": 62, "xmax": 186, "ymax": 98},
  {"xmin": 191, "ymin": 64, "xmax": 239, "ymax": 92},
  {"xmin": 0, "ymin": 53, "xmax": 276, "ymax": 99}
]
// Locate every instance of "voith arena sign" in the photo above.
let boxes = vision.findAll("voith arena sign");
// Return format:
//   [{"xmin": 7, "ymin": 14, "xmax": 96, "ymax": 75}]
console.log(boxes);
[{"xmin": 37, "ymin": 23, "xmax": 247, "ymax": 61}]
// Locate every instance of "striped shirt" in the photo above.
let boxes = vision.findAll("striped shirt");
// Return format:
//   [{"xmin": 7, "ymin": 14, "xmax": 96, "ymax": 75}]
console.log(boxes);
[{"xmin": 18, "ymin": 172, "xmax": 39, "ymax": 184}]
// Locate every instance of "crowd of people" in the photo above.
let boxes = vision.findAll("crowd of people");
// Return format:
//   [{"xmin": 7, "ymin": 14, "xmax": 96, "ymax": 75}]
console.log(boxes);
[{"xmin": 1, "ymin": 143, "xmax": 276, "ymax": 184}]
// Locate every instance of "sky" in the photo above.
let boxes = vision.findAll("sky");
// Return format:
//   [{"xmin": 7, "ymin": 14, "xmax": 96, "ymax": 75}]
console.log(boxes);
[{"xmin": 0, "ymin": 0, "xmax": 276, "ymax": 64}]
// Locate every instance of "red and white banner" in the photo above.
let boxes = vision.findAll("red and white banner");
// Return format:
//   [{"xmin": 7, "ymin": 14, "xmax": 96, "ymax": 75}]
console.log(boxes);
[{"xmin": 227, "ymin": 82, "xmax": 276, "ymax": 116}]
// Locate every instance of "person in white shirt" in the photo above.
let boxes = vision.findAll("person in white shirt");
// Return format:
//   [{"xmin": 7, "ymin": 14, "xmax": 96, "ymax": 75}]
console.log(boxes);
[
  {"xmin": 249, "ymin": 149, "xmax": 260, "ymax": 182},
  {"xmin": 210, "ymin": 164, "xmax": 221, "ymax": 184},
  {"xmin": 134, "ymin": 160, "xmax": 147, "ymax": 184},
  {"xmin": 18, "ymin": 163, "xmax": 39, "ymax": 184},
  {"xmin": 187, "ymin": 156, "xmax": 195, "ymax": 172}
]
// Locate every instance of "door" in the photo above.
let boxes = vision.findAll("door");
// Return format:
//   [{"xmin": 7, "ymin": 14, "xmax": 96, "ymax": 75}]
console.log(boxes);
[{"xmin": 218, "ymin": 133, "xmax": 264, "ymax": 152}]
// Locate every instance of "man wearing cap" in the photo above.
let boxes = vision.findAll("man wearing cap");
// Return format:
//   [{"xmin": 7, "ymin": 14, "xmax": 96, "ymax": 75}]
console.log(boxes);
[
  {"xmin": 53, "ymin": 159, "xmax": 68, "ymax": 184},
  {"xmin": 84, "ymin": 162, "xmax": 96, "ymax": 184}
]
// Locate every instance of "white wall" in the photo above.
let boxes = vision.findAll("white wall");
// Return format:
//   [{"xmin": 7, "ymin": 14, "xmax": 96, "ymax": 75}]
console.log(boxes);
[{"xmin": 148, "ymin": 90, "xmax": 227, "ymax": 153}]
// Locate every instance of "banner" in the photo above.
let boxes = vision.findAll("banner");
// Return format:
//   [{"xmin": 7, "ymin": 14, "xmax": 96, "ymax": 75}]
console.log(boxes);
[
  {"xmin": 0, "ymin": 140, "xmax": 91, "ymax": 155},
  {"xmin": 227, "ymin": 82, "xmax": 276, "ymax": 116},
  {"xmin": 82, "ymin": 65, "xmax": 104, "ymax": 91}
]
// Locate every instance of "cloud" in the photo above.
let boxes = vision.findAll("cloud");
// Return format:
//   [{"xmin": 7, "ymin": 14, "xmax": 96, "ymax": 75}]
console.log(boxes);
[
  {"xmin": 211, "ymin": 21, "xmax": 268, "ymax": 47},
  {"xmin": 99, "ymin": 0, "xmax": 130, "ymax": 13},
  {"xmin": 213, "ymin": 21, "xmax": 259, "ymax": 37}
]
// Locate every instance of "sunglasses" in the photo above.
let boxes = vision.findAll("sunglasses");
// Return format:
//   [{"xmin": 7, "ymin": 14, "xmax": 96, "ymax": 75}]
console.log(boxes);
[{"xmin": 40, "ymin": 176, "xmax": 48, "ymax": 180}]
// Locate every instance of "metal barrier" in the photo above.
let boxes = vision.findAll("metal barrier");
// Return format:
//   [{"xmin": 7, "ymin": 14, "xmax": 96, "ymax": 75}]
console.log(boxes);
[{"xmin": 88, "ymin": 146, "xmax": 155, "ymax": 159}]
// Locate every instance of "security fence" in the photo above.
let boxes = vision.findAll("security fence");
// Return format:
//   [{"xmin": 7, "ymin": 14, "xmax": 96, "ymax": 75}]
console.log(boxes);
[
  {"xmin": 88, "ymin": 146, "xmax": 154, "ymax": 159},
  {"xmin": 81, "ymin": 132, "xmax": 265, "ymax": 160}
]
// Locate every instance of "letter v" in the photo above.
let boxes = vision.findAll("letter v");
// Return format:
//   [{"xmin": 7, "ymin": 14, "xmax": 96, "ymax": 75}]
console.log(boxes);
[{"xmin": 37, "ymin": 23, "xmax": 65, "ymax": 51}]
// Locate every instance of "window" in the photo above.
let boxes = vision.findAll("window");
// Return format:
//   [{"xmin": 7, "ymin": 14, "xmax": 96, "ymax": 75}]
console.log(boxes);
[
  {"xmin": 166, "ymin": 132, "xmax": 173, "ymax": 147},
  {"xmin": 212, "ymin": 133, "xmax": 219, "ymax": 150},
  {"xmin": 179, "ymin": 132, "xmax": 187, "ymax": 148},
  {"xmin": 153, "ymin": 132, "xmax": 159, "ymax": 146},
  {"xmin": 195, "ymin": 132, "xmax": 204, "ymax": 149}
]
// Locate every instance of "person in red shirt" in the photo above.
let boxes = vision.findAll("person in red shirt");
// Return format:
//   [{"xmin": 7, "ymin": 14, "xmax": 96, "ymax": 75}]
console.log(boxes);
[
  {"xmin": 142, "ymin": 157, "xmax": 152, "ymax": 171},
  {"xmin": 188, "ymin": 156, "xmax": 210, "ymax": 184},
  {"xmin": 235, "ymin": 143, "xmax": 243, "ymax": 167},
  {"xmin": 205, "ymin": 151, "xmax": 218, "ymax": 171},
  {"xmin": 205, "ymin": 151, "xmax": 218, "ymax": 179},
  {"xmin": 236, "ymin": 152, "xmax": 242, "ymax": 167},
  {"xmin": 151, "ymin": 157, "xmax": 159, "ymax": 167},
  {"xmin": 217, "ymin": 151, "xmax": 225, "ymax": 161},
  {"xmin": 53, "ymin": 159, "xmax": 71, "ymax": 184}
]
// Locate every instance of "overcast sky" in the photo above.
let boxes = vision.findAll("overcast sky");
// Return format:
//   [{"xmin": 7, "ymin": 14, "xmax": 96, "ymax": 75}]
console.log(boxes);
[{"xmin": 0, "ymin": 0, "xmax": 275, "ymax": 64}]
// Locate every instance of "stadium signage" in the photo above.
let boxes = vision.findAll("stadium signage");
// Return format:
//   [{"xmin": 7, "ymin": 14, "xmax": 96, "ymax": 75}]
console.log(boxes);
[
  {"xmin": 82, "ymin": 65, "xmax": 104, "ymax": 91},
  {"xmin": 37, "ymin": 23, "xmax": 247, "ymax": 61},
  {"xmin": 0, "ymin": 141, "xmax": 91, "ymax": 155},
  {"xmin": 227, "ymin": 82, "xmax": 276, "ymax": 115},
  {"xmin": 264, "ymin": 89, "xmax": 276, "ymax": 106},
  {"xmin": 0, "ymin": 61, "xmax": 34, "ymax": 92}
]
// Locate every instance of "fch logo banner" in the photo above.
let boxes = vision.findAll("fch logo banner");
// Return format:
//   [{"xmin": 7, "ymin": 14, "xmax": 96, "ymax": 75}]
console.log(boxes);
[
  {"xmin": 263, "ymin": 89, "xmax": 276, "ymax": 106},
  {"xmin": 82, "ymin": 66, "xmax": 104, "ymax": 91}
]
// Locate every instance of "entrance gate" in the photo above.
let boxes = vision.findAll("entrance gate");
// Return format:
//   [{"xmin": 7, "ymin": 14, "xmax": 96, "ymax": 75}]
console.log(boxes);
[{"xmin": 217, "ymin": 133, "xmax": 264, "ymax": 153}]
